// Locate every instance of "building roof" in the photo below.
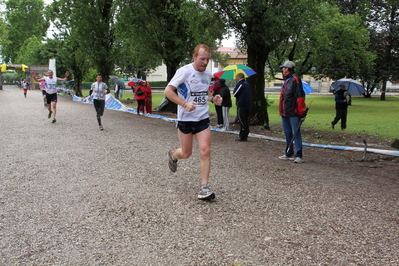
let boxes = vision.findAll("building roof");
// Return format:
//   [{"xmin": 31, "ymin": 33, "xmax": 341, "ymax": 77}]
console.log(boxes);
[{"xmin": 217, "ymin": 47, "xmax": 247, "ymax": 59}]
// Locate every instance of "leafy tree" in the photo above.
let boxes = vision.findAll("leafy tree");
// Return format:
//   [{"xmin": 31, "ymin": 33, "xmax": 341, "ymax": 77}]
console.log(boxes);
[
  {"xmin": 0, "ymin": 17, "xmax": 10, "ymax": 61},
  {"xmin": 336, "ymin": 0, "xmax": 399, "ymax": 100},
  {"xmin": 14, "ymin": 35, "xmax": 45, "ymax": 65},
  {"xmin": 365, "ymin": 0, "xmax": 399, "ymax": 100},
  {"xmin": 118, "ymin": 0, "xmax": 225, "ymax": 111},
  {"xmin": 3, "ymin": 0, "xmax": 49, "ymax": 63},
  {"xmin": 46, "ymin": 0, "xmax": 117, "ymax": 96},
  {"xmin": 119, "ymin": 0, "xmax": 224, "ymax": 82},
  {"xmin": 308, "ymin": 11, "xmax": 374, "ymax": 80},
  {"xmin": 202, "ymin": 0, "xmax": 320, "ymax": 128}
]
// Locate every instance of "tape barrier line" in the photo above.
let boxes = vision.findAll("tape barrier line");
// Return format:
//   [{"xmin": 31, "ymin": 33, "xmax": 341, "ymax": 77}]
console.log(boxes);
[{"xmin": 73, "ymin": 94, "xmax": 399, "ymax": 157}]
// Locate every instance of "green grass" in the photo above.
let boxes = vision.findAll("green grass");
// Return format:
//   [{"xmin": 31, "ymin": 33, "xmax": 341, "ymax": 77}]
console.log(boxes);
[{"xmin": 117, "ymin": 91, "xmax": 399, "ymax": 140}]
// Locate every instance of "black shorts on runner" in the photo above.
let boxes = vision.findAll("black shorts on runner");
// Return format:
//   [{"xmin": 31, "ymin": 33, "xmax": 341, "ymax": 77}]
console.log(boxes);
[
  {"xmin": 42, "ymin": 90, "xmax": 46, "ymax": 96},
  {"xmin": 177, "ymin": 118, "xmax": 210, "ymax": 134},
  {"xmin": 46, "ymin": 93, "xmax": 57, "ymax": 104}
]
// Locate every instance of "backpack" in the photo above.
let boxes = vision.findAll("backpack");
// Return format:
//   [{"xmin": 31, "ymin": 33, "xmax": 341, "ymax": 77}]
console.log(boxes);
[{"xmin": 136, "ymin": 87, "xmax": 144, "ymax": 96}]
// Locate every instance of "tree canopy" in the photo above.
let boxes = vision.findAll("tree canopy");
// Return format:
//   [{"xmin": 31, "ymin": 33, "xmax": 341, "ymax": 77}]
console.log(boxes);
[{"xmin": 2, "ymin": 0, "xmax": 49, "ymax": 63}]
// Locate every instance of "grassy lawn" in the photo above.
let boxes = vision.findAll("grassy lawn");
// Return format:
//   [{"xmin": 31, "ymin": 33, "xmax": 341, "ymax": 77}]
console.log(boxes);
[{"xmin": 117, "ymin": 91, "xmax": 399, "ymax": 140}]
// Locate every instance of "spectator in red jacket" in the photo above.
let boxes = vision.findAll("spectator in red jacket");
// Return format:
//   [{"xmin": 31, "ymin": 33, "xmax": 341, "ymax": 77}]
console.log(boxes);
[
  {"xmin": 142, "ymin": 80, "xmax": 152, "ymax": 114},
  {"xmin": 135, "ymin": 81, "xmax": 146, "ymax": 115}
]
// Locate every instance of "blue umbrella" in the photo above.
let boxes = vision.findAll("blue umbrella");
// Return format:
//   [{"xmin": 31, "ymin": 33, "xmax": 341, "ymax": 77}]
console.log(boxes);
[{"xmin": 302, "ymin": 81, "xmax": 313, "ymax": 95}]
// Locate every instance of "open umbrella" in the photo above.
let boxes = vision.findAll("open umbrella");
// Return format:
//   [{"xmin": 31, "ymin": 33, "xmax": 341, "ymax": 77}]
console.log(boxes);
[
  {"xmin": 131, "ymin": 78, "xmax": 144, "ymax": 83},
  {"xmin": 302, "ymin": 81, "xmax": 313, "ymax": 95},
  {"xmin": 214, "ymin": 65, "xmax": 256, "ymax": 80},
  {"xmin": 331, "ymin": 78, "xmax": 365, "ymax": 95},
  {"xmin": 109, "ymin": 75, "xmax": 125, "ymax": 89},
  {"xmin": 128, "ymin": 81, "xmax": 135, "ymax": 87}
]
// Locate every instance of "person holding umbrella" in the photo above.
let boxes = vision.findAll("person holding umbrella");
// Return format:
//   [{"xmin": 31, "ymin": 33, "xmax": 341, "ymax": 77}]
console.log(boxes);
[
  {"xmin": 233, "ymin": 73, "xmax": 251, "ymax": 141},
  {"xmin": 278, "ymin": 61, "xmax": 307, "ymax": 163},
  {"xmin": 331, "ymin": 84, "xmax": 349, "ymax": 131}
]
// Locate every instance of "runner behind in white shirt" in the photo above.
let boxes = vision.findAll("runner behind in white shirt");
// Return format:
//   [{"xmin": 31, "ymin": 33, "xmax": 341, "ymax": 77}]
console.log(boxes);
[{"xmin": 88, "ymin": 74, "xmax": 108, "ymax": 130}]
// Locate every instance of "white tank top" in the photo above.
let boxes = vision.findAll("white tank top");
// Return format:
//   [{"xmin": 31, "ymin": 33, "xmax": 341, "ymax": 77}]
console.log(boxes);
[{"xmin": 44, "ymin": 76, "xmax": 58, "ymax": 94}]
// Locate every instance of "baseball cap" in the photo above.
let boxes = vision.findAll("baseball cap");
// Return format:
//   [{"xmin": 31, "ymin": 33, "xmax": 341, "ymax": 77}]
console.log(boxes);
[{"xmin": 279, "ymin": 61, "xmax": 295, "ymax": 68}]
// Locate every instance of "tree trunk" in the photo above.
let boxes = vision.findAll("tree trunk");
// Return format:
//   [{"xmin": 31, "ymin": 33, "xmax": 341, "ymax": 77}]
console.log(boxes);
[
  {"xmin": 380, "ymin": 78, "xmax": 387, "ymax": 100},
  {"xmin": 247, "ymin": 46, "xmax": 270, "ymax": 129},
  {"xmin": 158, "ymin": 62, "xmax": 179, "ymax": 113}
]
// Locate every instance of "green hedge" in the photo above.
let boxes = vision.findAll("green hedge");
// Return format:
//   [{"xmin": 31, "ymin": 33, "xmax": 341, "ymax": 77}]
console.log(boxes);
[{"xmin": 147, "ymin": 81, "xmax": 168, "ymax": 88}]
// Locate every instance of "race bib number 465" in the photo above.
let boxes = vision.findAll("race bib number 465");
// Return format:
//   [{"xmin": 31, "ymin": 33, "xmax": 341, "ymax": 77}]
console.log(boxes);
[{"xmin": 191, "ymin": 91, "xmax": 208, "ymax": 105}]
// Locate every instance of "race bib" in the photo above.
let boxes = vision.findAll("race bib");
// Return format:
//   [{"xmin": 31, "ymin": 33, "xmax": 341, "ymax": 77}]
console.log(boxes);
[{"xmin": 191, "ymin": 91, "xmax": 208, "ymax": 105}]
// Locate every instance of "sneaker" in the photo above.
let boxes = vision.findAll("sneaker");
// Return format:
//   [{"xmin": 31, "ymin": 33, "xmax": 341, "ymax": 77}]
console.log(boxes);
[
  {"xmin": 278, "ymin": 155, "xmax": 295, "ymax": 160},
  {"xmin": 198, "ymin": 185, "xmax": 215, "ymax": 200},
  {"xmin": 331, "ymin": 122, "xmax": 334, "ymax": 129},
  {"xmin": 294, "ymin": 157, "xmax": 303, "ymax": 163},
  {"xmin": 52, "ymin": 118, "xmax": 56, "ymax": 123},
  {"xmin": 341, "ymin": 128, "xmax": 346, "ymax": 131},
  {"xmin": 99, "ymin": 125, "xmax": 104, "ymax": 131},
  {"xmin": 48, "ymin": 111, "xmax": 52, "ymax": 119},
  {"xmin": 168, "ymin": 149, "xmax": 178, "ymax": 173}
]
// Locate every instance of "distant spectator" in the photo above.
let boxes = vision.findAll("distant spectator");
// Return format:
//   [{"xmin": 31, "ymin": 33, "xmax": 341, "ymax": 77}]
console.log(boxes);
[
  {"xmin": 143, "ymin": 80, "xmax": 152, "ymax": 114},
  {"xmin": 218, "ymin": 79, "xmax": 232, "ymax": 131},
  {"xmin": 135, "ymin": 81, "xmax": 146, "ymax": 115}
]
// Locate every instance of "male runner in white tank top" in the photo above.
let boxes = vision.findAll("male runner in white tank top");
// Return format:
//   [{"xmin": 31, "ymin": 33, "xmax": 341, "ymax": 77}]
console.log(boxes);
[{"xmin": 31, "ymin": 70, "xmax": 69, "ymax": 123}]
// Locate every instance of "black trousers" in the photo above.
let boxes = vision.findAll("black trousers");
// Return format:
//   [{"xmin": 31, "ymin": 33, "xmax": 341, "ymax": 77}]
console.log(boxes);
[
  {"xmin": 215, "ymin": 105, "xmax": 223, "ymax": 125},
  {"xmin": 332, "ymin": 108, "xmax": 347, "ymax": 129},
  {"xmin": 237, "ymin": 107, "xmax": 249, "ymax": 139},
  {"xmin": 93, "ymin": 99, "xmax": 105, "ymax": 116}
]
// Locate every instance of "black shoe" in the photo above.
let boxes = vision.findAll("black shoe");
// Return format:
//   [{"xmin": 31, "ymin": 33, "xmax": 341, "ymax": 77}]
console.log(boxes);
[{"xmin": 235, "ymin": 138, "xmax": 247, "ymax": 142}]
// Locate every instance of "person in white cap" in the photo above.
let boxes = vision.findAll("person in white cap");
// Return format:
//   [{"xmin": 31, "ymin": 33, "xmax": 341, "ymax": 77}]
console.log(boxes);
[{"xmin": 278, "ymin": 61, "xmax": 307, "ymax": 163}]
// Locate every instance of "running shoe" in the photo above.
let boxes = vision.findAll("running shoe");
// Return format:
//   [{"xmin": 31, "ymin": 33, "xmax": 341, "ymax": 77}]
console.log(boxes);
[
  {"xmin": 52, "ymin": 118, "xmax": 56, "ymax": 123},
  {"xmin": 48, "ymin": 111, "xmax": 52, "ymax": 119},
  {"xmin": 198, "ymin": 185, "xmax": 215, "ymax": 200},
  {"xmin": 294, "ymin": 157, "xmax": 303, "ymax": 164},
  {"xmin": 99, "ymin": 125, "xmax": 104, "ymax": 131},
  {"xmin": 278, "ymin": 154, "xmax": 295, "ymax": 160},
  {"xmin": 168, "ymin": 148, "xmax": 178, "ymax": 172}
]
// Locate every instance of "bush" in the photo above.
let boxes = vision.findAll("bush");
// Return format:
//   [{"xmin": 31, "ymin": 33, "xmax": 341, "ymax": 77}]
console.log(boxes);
[{"xmin": 147, "ymin": 81, "xmax": 168, "ymax": 88}]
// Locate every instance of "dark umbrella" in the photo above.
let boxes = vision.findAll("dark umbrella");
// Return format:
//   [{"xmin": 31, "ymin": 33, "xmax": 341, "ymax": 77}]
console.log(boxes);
[
  {"xmin": 331, "ymin": 78, "xmax": 365, "ymax": 95},
  {"xmin": 109, "ymin": 75, "xmax": 125, "ymax": 89}
]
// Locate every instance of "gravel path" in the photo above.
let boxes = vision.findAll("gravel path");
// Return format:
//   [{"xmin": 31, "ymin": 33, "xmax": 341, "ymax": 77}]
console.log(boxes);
[{"xmin": 1, "ymin": 87, "xmax": 398, "ymax": 265}]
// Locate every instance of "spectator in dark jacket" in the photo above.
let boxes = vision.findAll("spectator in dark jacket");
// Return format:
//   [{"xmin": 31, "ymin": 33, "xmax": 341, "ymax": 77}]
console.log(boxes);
[
  {"xmin": 278, "ymin": 61, "xmax": 307, "ymax": 163},
  {"xmin": 331, "ymin": 84, "xmax": 349, "ymax": 130},
  {"xmin": 211, "ymin": 76, "xmax": 223, "ymax": 127},
  {"xmin": 233, "ymin": 73, "xmax": 251, "ymax": 141},
  {"xmin": 219, "ymin": 79, "xmax": 232, "ymax": 131}
]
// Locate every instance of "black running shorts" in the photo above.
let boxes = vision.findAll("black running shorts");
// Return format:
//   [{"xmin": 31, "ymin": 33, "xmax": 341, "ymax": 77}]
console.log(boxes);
[
  {"xmin": 177, "ymin": 118, "xmax": 210, "ymax": 134},
  {"xmin": 46, "ymin": 93, "xmax": 57, "ymax": 104}
]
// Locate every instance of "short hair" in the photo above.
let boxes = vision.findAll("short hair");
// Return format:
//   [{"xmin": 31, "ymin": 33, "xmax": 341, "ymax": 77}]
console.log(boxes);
[
  {"xmin": 96, "ymin": 74, "xmax": 103, "ymax": 77},
  {"xmin": 236, "ymin": 73, "xmax": 245, "ymax": 79},
  {"xmin": 193, "ymin": 44, "xmax": 210, "ymax": 56}
]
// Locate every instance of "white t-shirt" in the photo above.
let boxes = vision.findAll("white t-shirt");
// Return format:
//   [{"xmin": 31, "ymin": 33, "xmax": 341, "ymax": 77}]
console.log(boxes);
[
  {"xmin": 168, "ymin": 64, "xmax": 211, "ymax": 121},
  {"xmin": 44, "ymin": 76, "xmax": 58, "ymax": 94},
  {"xmin": 91, "ymin": 82, "xmax": 108, "ymax": 100}
]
